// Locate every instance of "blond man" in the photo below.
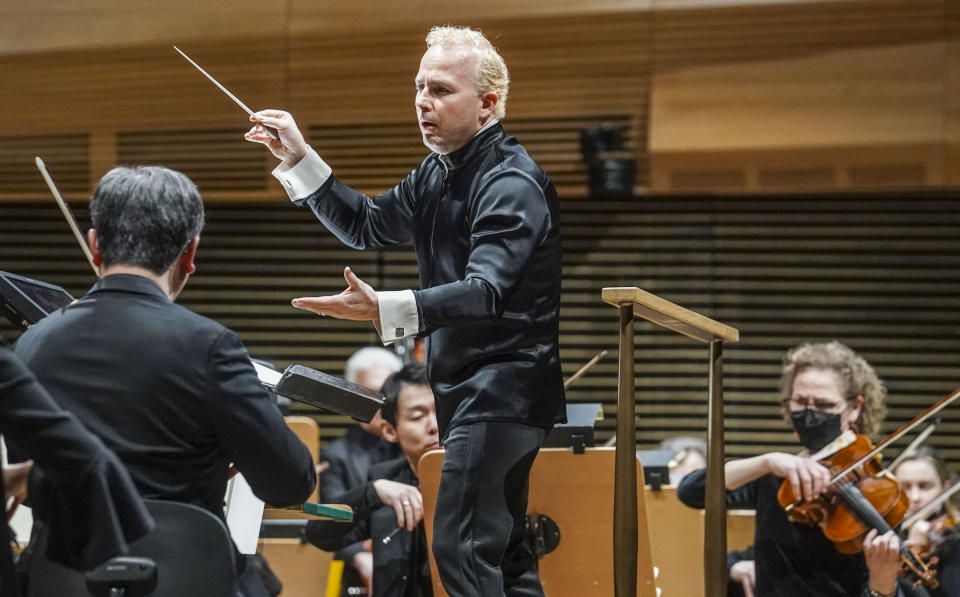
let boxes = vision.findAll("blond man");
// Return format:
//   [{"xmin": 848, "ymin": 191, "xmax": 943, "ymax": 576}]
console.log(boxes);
[{"xmin": 247, "ymin": 25, "xmax": 564, "ymax": 597}]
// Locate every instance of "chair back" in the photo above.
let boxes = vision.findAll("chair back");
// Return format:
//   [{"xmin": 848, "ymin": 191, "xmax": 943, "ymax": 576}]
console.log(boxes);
[{"xmin": 28, "ymin": 499, "xmax": 237, "ymax": 597}]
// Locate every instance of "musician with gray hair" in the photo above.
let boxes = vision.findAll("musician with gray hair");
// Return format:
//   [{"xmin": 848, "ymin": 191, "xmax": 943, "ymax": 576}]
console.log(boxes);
[
  {"xmin": 247, "ymin": 25, "xmax": 565, "ymax": 597},
  {"xmin": 15, "ymin": 165, "xmax": 316, "ymax": 597}
]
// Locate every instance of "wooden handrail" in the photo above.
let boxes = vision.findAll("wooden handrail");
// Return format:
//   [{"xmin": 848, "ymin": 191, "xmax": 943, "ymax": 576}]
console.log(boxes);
[
  {"xmin": 602, "ymin": 287, "xmax": 739, "ymax": 597},
  {"xmin": 601, "ymin": 287, "xmax": 739, "ymax": 343}
]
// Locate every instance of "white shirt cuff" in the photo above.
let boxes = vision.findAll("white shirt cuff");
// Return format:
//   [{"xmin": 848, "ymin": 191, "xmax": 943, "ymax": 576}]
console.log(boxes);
[
  {"xmin": 271, "ymin": 147, "xmax": 333, "ymax": 202},
  {"xmin": 376, "ymin": 290, "xmax": 419, "ymax": 345}
]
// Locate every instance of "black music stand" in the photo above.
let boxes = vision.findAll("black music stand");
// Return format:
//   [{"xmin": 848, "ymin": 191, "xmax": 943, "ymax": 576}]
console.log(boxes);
[
  {"xmin": 0, "ymin": 270, "xmax": 75, "ymax": 330},
  {"xmin": 259, "ymin": 364, "xmax": 384, "ymax": 423}
]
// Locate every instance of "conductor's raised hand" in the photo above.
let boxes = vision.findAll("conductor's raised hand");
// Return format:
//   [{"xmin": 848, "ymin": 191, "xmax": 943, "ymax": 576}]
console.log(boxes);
[
  {"xmin": 244, "ymin": 109, "xmax": 309, "ymax": 166},
  {"xmin": 291, "ymin": 267, "xmax": 380, "ymax": 324}
]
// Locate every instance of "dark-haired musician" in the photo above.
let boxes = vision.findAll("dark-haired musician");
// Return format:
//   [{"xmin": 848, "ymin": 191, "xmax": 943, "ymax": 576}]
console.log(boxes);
[{"xmin": 14, "ymin": 165, "xmax": 315, "ymax": 597}]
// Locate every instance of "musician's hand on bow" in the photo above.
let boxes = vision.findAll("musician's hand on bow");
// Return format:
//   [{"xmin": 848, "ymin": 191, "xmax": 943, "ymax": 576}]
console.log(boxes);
[
  {"xmin": 291, "ymin": 267, "xmax": 380, "ymax": 325},
  {"xmin": 863, "ymin": 529, "xmax": 901, "ymax": 596},
  {"xmin": 372, "ymin": 479, "xmax": 423, "ymax": 531},
  {"xmin": 766, "ymin": 452, "xmax": 831, "ymax": 502},
  {"xmin": 244, "ymin": 109, "xmax": 309, "ymax": 166}
]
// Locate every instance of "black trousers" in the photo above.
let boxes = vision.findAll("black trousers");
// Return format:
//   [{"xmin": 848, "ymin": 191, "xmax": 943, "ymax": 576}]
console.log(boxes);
[{"xmin": 432, "ymin": 422, "xmax": 546, "ymax": 597}]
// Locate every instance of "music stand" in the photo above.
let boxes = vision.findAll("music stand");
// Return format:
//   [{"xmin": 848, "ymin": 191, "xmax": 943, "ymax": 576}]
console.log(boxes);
[
  {"xmin": 0, "ymin": 270, "xmax": 75, "ymax": 330},
  {"xmin": 260, "ymin": 364, "xmax": 384, "ymax": 423}
]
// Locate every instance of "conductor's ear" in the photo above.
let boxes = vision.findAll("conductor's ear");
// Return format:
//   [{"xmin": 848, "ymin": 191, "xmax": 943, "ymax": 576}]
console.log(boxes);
[{"xmin": 480, "ymin": 91, "xmax": 498, "ymax": 121}]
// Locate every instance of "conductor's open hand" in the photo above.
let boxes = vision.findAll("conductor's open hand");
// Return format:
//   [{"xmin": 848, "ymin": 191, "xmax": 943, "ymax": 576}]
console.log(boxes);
[
  {"xmin": 291, "ymin": 267, "xmax": 380, "ymax": 324},
  {"xmin": 244, "ymin": 109, "xmax": 309, "ymax": 166},
  {"xmin": 372, "ymin": 479, "xmax": 423, "ymax": 531}
]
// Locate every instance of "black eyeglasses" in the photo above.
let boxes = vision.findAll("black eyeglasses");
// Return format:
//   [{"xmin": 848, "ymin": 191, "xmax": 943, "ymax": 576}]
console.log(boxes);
[{"xmin": 781, "ymin": 396, "xmax": 847, "ymax": 412}]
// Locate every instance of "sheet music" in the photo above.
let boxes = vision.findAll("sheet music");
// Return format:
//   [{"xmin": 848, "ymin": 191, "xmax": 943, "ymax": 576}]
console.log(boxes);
[
  {"xmin": 251, "ymin": 360, "xmax": 282, "ymax": 387},
  {"xmin": 224, "ymin": 472, "xmax": 265, "ymax": 555}
]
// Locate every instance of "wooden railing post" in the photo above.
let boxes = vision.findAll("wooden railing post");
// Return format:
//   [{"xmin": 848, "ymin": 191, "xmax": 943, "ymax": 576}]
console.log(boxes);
[
  {"xmin": 602, "ymin": 287, "xmax": 739, "ymax": 597},
  {"xmin": 614, "ymin": 304, "xmax": 638, "ymax": 597},
  {"xmin": 704, "ymin": 339, "xmax": 728, "ymax": 596}
]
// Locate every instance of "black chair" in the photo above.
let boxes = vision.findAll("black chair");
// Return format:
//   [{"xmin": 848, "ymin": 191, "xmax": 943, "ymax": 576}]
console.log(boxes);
[{"xmin": 27, "ymin": 499, "xmax": 237, "ymax": 597}]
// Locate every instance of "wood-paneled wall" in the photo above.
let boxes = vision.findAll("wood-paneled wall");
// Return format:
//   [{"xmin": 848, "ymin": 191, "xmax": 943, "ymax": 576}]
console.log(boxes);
[
  {"xmin": 2, "ymin": 0, "xmax": 959, "ymax": 461},
  {"xmin": 2, "ymin": 0, "xmax": 957, "ymax": 195},
  {"xmin": 3, "ymin": 190, "xmax": 958, "ymax": 464}
]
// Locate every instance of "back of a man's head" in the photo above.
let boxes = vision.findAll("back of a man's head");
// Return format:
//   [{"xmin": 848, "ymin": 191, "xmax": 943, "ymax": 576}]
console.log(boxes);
[{"xmin": 90, "ymin": 166, "xmax": 204, "ymax": 275}]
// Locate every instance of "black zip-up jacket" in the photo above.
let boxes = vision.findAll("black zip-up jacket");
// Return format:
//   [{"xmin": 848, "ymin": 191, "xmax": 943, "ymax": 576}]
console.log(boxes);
[{"xmin": 297, "ymin": 123, "xmax": 566, "ymax": 437}]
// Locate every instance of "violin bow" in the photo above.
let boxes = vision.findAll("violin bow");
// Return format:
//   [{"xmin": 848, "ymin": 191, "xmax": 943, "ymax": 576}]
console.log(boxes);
[
  {"xmin": 901, "ymin": 480, "xmax": 960, "ymax": 531},
  {"xmin": 887, "ymin": 417, "xmax": 941, "ymax": 473},
  {"xmin": 832, "ymin": 386, "xmax": 960, "ymax": 485},
  {"xmin": 563, "ymin": 349, "xmax": 607, "ymax": 390},
  {"xmin": 34, "ymin": 157, "xmax": 98, "ymax": 275}
]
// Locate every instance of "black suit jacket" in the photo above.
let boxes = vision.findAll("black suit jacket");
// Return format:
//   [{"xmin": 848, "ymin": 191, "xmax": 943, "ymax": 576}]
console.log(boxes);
[
  {"xmin": 299, "ymin": 123, "xmax": 565, "ymax": 438},
  {"xmin": 306, "ymin": 457, "xmax": 431, "ymax": 597},
  {"xmin": 14, "ymin": 274, "xmax": 316, "ymax": 517},
  {"xmin": 0, "ymin": 340, "xmax": 152, "ymax": 578}
]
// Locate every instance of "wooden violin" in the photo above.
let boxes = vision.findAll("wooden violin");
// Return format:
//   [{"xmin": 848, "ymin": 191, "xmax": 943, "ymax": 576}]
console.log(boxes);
[
  {"xmin": 776, "ymin": 433, "xmax": 939, "ymax": 588},
  {"xmin": 776, "ymin": 385, "xmax": 960, "ymax": 589}
]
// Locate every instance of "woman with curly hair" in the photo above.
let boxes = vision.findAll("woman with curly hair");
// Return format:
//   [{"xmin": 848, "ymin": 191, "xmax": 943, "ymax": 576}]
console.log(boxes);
[{"xmin": 679, "ymin": 341, "xmax": 906, "ymax": 597}]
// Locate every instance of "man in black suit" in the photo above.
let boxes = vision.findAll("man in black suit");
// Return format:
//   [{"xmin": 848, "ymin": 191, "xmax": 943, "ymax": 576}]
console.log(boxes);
[
  {"xmin": 14, "ymin": 165, "xmax": 316, "ymax": 597},
  {"xmin": 246, "ymin": 26, "xmax": 564, "ymax": 596},
  {"xmin": 306, "ymin": 363, "xmax": 439, "ymax": 597}
]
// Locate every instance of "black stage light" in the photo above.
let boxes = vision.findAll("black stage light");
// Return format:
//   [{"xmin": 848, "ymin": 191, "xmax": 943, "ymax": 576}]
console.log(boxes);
[{"xmin": 580, "ymin": 123, "xmax": 635, "ymax": 198}]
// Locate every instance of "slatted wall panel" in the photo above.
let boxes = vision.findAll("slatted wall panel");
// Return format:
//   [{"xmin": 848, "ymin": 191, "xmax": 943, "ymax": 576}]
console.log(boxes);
[
  {"xmin": 651, "ymin": 0, "xmax": 947, "ymax": 72},
  {"xmin": 0, "ymin": 135, "xmax": 89, "ymax": 194},
  {"xmin": 2, "ymin": 192, "xmax": 959, "ymax": 458},
  {"xmin": 0, "ymin": 113, "xmax": 639, "ymax": 201},
  {"xmin": 286, "ymin": 12, "xmax": 651, "ymax": 121},
  {"xmin": 116, "ymin": 130, "xmax": 270, "ymax": 192},
  {"xmin": 309, "ymin": 115, "xmax": 638, "ymax": 197},
  {"xmin": 0, "ymin": 199, "xmax": 415, "ymax": 439},
  {"xmin": 560, "ymin": 192, "xmax": 960, "ymax": 468}
]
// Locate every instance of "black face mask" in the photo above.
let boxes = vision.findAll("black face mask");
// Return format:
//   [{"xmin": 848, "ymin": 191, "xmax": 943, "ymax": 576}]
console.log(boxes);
[{"xmin": 791, "ymin": 408, "xmax": 844, "ymax": 452}]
